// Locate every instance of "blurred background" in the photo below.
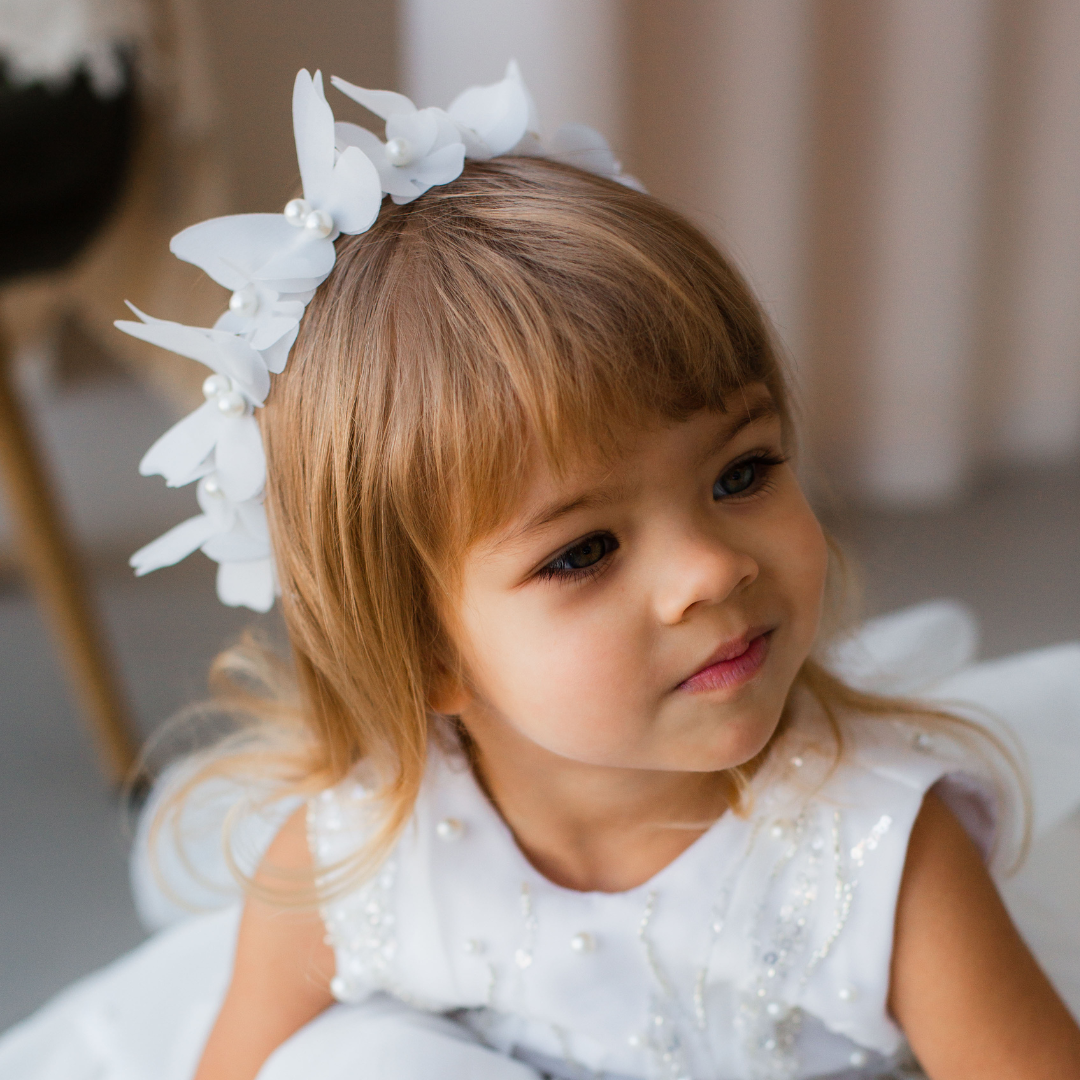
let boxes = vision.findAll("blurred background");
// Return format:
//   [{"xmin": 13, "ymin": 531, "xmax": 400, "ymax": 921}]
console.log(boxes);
[{"xmin": 1, "ymin": 0, "xmax": 1077, "ymax": 1030}]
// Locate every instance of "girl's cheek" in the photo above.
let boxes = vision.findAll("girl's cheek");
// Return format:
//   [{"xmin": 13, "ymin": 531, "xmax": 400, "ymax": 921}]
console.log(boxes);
[
  {"xmin": 506, "ymin": 613, "xmax": 646, "ymax": 751},
  {"xmin": 787, "ymin": 509, "xmax": 829, "ymax": 632}
]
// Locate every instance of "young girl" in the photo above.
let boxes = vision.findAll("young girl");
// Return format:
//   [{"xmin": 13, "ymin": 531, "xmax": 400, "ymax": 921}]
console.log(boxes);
[{"xmin": 3, "ymin": 63, "xmax": 1080, "ymax": 1080}]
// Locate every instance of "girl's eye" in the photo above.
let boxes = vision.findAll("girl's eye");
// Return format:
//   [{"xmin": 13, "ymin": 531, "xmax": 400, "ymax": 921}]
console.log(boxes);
[
  {"xmin": 538, "ymin": 533, "xmax": 619, "ymax": 579},
  {"xmin": 713, "ymin": 454, "xmax": 786, "ymax": 500}
]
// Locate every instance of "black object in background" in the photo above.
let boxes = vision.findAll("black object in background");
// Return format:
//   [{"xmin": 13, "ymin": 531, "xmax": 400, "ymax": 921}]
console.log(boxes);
[{"xmin": 0, "ymin": 59, "xmax": 137, "ymax": 281}]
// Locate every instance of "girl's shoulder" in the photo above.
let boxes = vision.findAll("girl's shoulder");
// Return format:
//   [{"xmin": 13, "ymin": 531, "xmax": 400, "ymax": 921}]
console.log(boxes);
[
  {"xmin": 714, "ymin": 694, "xmax": 1018, "ymax": 1062},
  {"xmin": 769, "ymin": 690, "xmax": 1016, "ymax": 864}
]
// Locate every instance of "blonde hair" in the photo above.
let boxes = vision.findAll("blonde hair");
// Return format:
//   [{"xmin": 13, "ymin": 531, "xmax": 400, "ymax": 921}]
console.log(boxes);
[{"xmin": 150, "ymin": 158, "xmax": 1023, "ymax": 903}]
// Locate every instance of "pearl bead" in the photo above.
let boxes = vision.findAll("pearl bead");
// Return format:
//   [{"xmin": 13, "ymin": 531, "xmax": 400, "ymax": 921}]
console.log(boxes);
[
  {"xmin": 435, "ymin": 817, "xmax": 464, "ymax": 842},
  {"xmin": 914, "ymin": 732, "xmax": 934, "ymax": 752},
  {"xmin": 838, "ymin": 985, "xmax": 857, "ymax": 1002},
  {"xmin": 229, "ymin": 288, "xmax": 259, "ymax": 317},
  {"xmin": 216, "ymin": 390, "xmax": 247, "ymax": 418},
  {"xmin": 284, "ymin": 197, "xmax": 312, "ymax": 226},
  {"xmin": 790, "ymin": 755, "xmax": 804, "ymax": 768},
  {"xmin": 514, "ymin": 948, "xmax": 533, "ymax": 969},
  {"xmin": 569, "ymin": 932, "xmax": 595, "ymax": 954},
  {"xmin": 330, "ymin": 975, "xmax": 348, "ymax": 998},
  {"xmin": 384, "ymin": 136, "xmax": 414, "ymax": 166},
  {"xmin": 849, "ymin": 1049, "xmax": 868, "ymax": 1067},
  {"xmin": 202, "ymin": 373, "xmax": 232, "ymax": 400},
  {"xmin": 304, "ymin": 209, "xmax": 334, "ymax": 237},
  {"xmin": 770, "ymin": 821, "xmax": 786, "ymax": 839},
  {"xmin": 766, "ymin": 1001, "xmax": 782, "ymax": 1017},
  {"xmin": 202, "ymin": 476, "xmax": 224, "ymax": 498},
  {"xmin": 627, "ymin": 1033, "xmax": 644, "ymax": 1049}
]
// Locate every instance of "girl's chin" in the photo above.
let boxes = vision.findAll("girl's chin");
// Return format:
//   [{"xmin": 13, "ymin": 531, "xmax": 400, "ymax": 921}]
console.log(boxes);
[{"xmin": 669, "ymin": 704, "xmax": 786, "ymax": 772}]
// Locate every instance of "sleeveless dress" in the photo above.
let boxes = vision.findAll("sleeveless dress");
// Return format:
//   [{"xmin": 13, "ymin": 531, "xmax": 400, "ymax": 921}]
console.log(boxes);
[
  {"xmin": 304, "ymin": 702, "xmax": 1006, "ymax": 1080},
  {"xmin": 1, "ymin": 601, "xmax": 1078, "ymax": 1080}
]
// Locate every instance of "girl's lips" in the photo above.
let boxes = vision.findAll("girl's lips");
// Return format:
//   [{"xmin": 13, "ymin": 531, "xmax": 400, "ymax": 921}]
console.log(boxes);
[{"xmin": 677, "ymin": 631, "xmax": 772, "ymax": 694}]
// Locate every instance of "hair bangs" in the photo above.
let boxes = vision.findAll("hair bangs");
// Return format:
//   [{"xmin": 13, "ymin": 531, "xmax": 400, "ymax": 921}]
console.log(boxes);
[{"xmin": 320, "ymin": 158, "xmax": 792, "ymax": 559}]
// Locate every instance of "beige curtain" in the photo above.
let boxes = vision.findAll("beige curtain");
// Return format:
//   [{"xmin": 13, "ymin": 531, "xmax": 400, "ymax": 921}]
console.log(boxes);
[{"xmin": 404, "ymin": 0, "xmax": 1080, "ymax": 508}]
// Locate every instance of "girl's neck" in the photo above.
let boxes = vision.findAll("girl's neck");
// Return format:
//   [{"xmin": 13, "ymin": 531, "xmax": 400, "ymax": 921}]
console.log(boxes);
[{"xmin": 463, "ymin": 723, "xmax": 734, "ymax": 894}]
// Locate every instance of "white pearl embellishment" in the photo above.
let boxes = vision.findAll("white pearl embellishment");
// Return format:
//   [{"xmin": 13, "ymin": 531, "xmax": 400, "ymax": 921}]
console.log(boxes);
[
  {"xmin": 838, "ymin": 985, "xmax": 857, "ymax": 1002},
  {"xmin": 849, "ymin": 1049, "xmax": 868, "ymax": 1067},
  {"xmin": 202, "ymin": 476, "xmax": 224, "ymax": 498},
  {"xmin": 304, "ymin": 208, "xmax": 334, "ymax": 237},
  {"xmin": 202, "ymin": 374, "xmax": 232, "ymax": 399},
  {"xmin": 330, "ymin": 975, "xmax": 347, "ymax": 998},
  {"xmin": 228, "ymin": 288, "xmax": 259, "ymax": 317},
  {"xmin": 216, "ymin": 390, "xmax": 247, "ymax": 418},
  {"xmin": 284, "ymin": 198, "xmax": 312, "ymax": 226},
  {"xmin": 384, "ymin": 137, "xmax": 414, "ymax": 166},
  {"xmin": 435, "ymin": 817, "xmax": 465, "ymax": 842},
  {"xmin": 913, "ymin": 732, "xmax": 934, "ymax": 752},
  {"xmin": 569, "ymin": 932, "xmax": 595, "ymax": 954}
]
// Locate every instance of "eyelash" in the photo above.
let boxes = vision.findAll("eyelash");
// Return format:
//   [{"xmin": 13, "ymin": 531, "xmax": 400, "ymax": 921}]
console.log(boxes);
[
  {"xmin": 535, "ymin": 532, "xmax": 620, "ymax": 583},
  {"xmin": 534, "ymin": 451, "xmax": 789, "ymax": 584},
  {"xmin": 712, "ymin": 451, "xmax": 789, "ymax": 502}
]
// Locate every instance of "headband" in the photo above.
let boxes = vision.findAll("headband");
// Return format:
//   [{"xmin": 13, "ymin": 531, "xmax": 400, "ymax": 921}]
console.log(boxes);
[{"xmin": 117, "ymin": 63, "xmax": 641, "ymax": 611}]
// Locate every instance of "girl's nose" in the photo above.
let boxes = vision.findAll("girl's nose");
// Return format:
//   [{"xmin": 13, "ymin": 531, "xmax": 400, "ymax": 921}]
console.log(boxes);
[{"xmin": 652, "ymin": 531, "xmax": 759, "ymax": 626}]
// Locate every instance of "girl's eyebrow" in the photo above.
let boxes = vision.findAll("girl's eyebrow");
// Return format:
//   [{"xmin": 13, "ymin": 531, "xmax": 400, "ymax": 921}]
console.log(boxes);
[
  {"xmin": 499, "ymin": 487, "xmax": 627, "ymax": 550},
  {"xmin": 697, "ymin": 395, "xmax": 780, "ymax": 468}
]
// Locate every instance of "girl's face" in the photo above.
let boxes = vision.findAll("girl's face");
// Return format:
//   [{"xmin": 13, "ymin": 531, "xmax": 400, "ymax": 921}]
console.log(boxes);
[{"xmin": 445, "ymin": 385, "xmax": 828, "ymax": 775}]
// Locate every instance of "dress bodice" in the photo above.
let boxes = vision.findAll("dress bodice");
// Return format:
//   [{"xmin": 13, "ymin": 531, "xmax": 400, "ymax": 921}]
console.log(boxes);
[{"xmin": 309, "ymin": 702, "xmax": 1010, "ymax": 1080}]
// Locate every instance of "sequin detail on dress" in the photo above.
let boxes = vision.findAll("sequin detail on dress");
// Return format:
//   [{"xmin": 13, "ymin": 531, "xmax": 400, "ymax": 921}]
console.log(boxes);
[
  {"xmin": 308, "ymin": 782, "xmax": 406, "ymax": 1005},
  {"xmin": 733, "ymin": 802, "xmax": 895, "ymax": 1079}
]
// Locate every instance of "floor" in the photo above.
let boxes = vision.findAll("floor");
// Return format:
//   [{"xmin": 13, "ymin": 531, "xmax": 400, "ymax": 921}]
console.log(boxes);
[
  {"xmin": 825, "ymin": 458, "xmax": 1080, "ymax": 661},
  {"xmin": 0, "ymin": 367, "xmax": 1077, "ymax": 1032}
]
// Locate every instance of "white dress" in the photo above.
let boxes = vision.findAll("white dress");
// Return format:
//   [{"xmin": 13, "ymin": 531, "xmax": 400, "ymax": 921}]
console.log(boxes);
[
  {"xmin": 2, "ymin": 601, "xmax": 1080, "ymax": 1080},
  {"xmin": 307, "ymin": 709, "xmax": 1001, "ymax": 1080}
]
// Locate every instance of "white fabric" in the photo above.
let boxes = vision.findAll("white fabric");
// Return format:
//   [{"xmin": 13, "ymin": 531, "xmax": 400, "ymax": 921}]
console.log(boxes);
[
  {"xmin": 826, "ymin": 599, "xmax": 981, "ymax": 695},
  {"xmin": 829, "ymin": 599, "xmax": 1080, "ymax": 836},
  {"xmin": 260, "ymin": 997, "xmax": 542, "ymax": 1080},
  {"xmin": 0, "ymin": 907, "xmax": 236, "ymax": 1080},
  {"xmin": 0, "ymin": 908, "xmax": 542, "ymax": 1080},
  {"xmin": 5, "ymin": 601, "xmax": 1080, "ymax": 1080},
  {"xmin": 308, "ymin": 708, "xmax": 995, "ymax": 1080}
]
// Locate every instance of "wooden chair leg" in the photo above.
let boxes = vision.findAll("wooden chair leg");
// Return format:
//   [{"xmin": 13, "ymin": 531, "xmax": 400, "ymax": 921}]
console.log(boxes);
[{"xmin": 0, "ymin": 328, "xmax": 140, "ymax": 786}]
